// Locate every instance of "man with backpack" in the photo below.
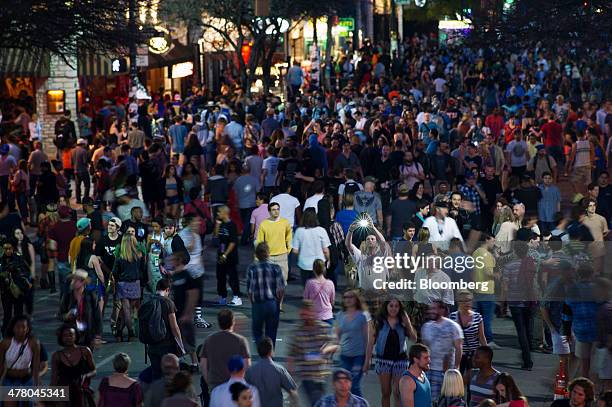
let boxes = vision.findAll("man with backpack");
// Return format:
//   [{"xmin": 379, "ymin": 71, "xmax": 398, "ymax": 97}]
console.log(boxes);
[
  {"xmin": 54, "ymin": 110, "xmax": 77, "ymax": 159},
  {"xmin": 527, "ymin": 144, "xmax": 558, "ymax": 183},
  {"xmin": 337, "ymin": 169, "xmax": 362, "ymax": 209},
  {"xmin": 140, "ymin": 278, "xmax": 184, "ymax": 381}
]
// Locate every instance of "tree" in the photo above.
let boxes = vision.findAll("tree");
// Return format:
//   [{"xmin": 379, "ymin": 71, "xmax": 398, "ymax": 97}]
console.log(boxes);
[
  {"xmin": 0, "ymin": 0, "xmax": 137, "ymax": 58},
  {"xmin": 469, "ymin": 0, "xmax": 610, "ymax": 47},
  {"xmin": 162, "ymin": 0, "xmax": 309, "ymax": 94}
]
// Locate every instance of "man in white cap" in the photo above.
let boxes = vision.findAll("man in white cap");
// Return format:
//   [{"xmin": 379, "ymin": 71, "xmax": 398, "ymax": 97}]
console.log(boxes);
[
  {"xmin": 115, "ymin": 188, "xmax": 149, "ymax": 222},
  {"xmin": 71, "ymin": 138, "xmax": 90, "ymax": 204}
]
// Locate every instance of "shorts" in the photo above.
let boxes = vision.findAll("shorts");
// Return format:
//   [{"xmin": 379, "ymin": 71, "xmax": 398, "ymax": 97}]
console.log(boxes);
[
  {"xmin": 572, "ymin": 166, "xmax": 591, "ymax": 185},
  {"xmin": 117, "ymin": 280, "xmax": 141, "ymax": 300},
  {"xmin": 575, "ymin": 340, "xmax": 593, "ymax": 359},
  {"xmin": 374, "ymin": 358, "xmax": 408, "ymax": 377},
  {"xmin": 86, "ymin": 283, "xmax": 105, "ymax": 300},
  {"xmin": 166, "ymin": 195, "xmax": 180, "ymax": 205},
  {"xmin": 551, "ymin": 331, "xmax": 571, "ymax": 355}
]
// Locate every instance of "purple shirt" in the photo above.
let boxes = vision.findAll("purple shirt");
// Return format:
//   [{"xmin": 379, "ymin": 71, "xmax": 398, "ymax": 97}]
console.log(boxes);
[
  {"xmin": 250, "ymin": 204, "xmax": 269, "ymax": 238},
  {"xmin": 304, "ymin": 278, "xmax": 335, "ymax": 321}
]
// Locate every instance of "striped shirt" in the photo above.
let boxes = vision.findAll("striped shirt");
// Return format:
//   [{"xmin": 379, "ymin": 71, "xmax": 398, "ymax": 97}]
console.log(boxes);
[
  {"xmin": 449, "ymin": 311, "xmax": 483, "ymax": 353},
  {"xmin": 289, "ymin": 321, "xmax": 335, "ymax": 382},
  {"xmin": 469, "ymin": 369, "xmax": 500, "ymax": 406},
  {"xmin": 246, "ymin": 260, "xmax": 286, "ymax": 303}
]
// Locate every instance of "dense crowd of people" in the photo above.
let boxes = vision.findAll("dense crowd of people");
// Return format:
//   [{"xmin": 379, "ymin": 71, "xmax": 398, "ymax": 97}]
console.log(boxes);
[{"xmin": 0, "ymin": 34, "xmax": 611, "ymax": 407}]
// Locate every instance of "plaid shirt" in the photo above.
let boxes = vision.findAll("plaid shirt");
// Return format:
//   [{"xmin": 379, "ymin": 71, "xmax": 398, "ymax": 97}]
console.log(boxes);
[
  {"xmin": 459, "ymin": 183, "xmax": 482, "ymax": 215},
  {"xmin": 246, "ymin": 259, "xmax": 286, "ymax": 303},
  {"xmin": 566, "ymin": 281, "xmax": 599, "ymax": 342},
  {"xmin": 314, "ymin": 394, "xmax": 370, "ymax": 407}
]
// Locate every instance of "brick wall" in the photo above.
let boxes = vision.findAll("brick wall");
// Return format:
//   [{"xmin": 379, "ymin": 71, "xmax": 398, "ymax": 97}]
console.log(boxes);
[{"xmin": 36, "ymin": 54, "xmax": 79, "ymax": 156}]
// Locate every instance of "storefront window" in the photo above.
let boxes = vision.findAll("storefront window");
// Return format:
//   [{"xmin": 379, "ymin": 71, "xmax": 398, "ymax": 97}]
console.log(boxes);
[{"xmin": 47, "ymin": 90, "xmax": 65, "ymax": 114}]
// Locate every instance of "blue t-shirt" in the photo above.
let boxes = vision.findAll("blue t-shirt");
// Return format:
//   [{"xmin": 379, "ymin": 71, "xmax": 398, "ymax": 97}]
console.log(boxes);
[{"xmin": 335, "ymin": 209, "xmax": 358, "ymax": 235}]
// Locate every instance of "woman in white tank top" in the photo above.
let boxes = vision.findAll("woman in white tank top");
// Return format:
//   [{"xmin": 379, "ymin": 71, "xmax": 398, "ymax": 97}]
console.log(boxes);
[{"xmin": 0, "ymin": 315, "xmax": 41, "ymax": 396}]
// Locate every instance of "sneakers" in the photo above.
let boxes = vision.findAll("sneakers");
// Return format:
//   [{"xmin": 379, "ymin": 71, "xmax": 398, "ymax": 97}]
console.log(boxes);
[
  {"xmin": 194, "ymin": 317, "xmax": 212, "ymax": 329},
  {"xmin": 217, "ymin": 297, "xmax": 227, "ymax": 306},
  {"xmin": 488, "ymin": 341, "xmax": 502, "ymax": 349},
  {"xmin": 229, "ymin": 296, "xmax": 242, "ymax": 306}
]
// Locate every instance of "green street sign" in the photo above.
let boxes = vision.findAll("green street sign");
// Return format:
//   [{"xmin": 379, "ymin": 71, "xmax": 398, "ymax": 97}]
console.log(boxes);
[
  {"xmin": 396, "ymin": 0, "xmax": 411, "ymax": 4},
  {"xmin": 338, "ymin": 18, "xmax": 354, "ymax": 31}
]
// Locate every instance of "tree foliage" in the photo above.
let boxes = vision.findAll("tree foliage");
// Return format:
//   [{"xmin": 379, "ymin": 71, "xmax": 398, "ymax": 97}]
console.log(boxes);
[
  {"xmin": 0, "ymin": 0, "xmax": 137, "ymax": 57},
  {"xmin": 469, "ymin": 0, "xmax": 611, "ymax": 47},
  {"xmin": 161, "ymin": 0, "xmax": 352, "ymax": 93}
]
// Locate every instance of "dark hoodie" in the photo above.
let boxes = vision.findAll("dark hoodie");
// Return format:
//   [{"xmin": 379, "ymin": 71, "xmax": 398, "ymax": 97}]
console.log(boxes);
[{"xmin": 308, "ymin": 134, "xmax": 328, "ymax": 176}]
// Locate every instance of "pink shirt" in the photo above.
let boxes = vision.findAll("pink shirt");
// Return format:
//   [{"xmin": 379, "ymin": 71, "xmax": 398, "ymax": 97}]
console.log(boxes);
[
  {"xmin": 304, "ymin": 278, "xmax": 335, "ymax": 321},
  {"xmin": 250, "ymin": 204, "xmax": 269, "ymax": 237}
]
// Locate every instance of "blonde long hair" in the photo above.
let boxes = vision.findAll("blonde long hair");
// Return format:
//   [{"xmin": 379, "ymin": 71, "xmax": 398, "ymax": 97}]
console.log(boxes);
[{"xmin": 119, "ymin": 235, "xmax": 141, "ymax": 262}]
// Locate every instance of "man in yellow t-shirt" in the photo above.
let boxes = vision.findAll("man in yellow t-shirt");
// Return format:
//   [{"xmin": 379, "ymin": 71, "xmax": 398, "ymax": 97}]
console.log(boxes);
[{"xmin": 256, "ymin": 202, "xmax": 292, "ymax": 282}]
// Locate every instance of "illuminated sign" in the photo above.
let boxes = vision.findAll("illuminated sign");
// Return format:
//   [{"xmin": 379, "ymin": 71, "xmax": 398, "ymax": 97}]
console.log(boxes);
[
  {"xmin": 438, "ymin": 20, "xmax": 472, "ymax": 30},
  {"xmin": 171, "ymin": 62, "xmax": 193, "ymax": 78},
  {"xmin": 148, "ymin": 26, "xmax": 171, "ymax": 54},
  {"xmin": 111, "ymin": 58, "xmax": 128, "ymax": 73}
]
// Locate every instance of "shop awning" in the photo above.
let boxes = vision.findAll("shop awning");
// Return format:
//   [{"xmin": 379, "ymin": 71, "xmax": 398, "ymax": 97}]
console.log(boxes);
[
  {"xmin": 78, "ymin": 52, "xmax": 115, "ymax": 79},
  {"xmin": 0, "ymin": 48, "xmax": 50, "ymax": 77}
]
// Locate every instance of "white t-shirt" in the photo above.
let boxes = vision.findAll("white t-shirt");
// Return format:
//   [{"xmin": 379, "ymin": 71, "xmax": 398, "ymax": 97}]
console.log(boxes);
[
  {"xmin": 433, "ymin": 77, "xmax": 447, "ymax": 93},
  {"xmin": 421, "ymin": 317, "xmax": 463, "ymax": 371},
  {"xmin": 262, "ymin": 156, "xmax": 280, "ymax": 187},
  {"xmin": 178, "ymin": 228, "xmax": 204, "ymax": 278},
  {"xmin": 271, "ymin": 193, "xmax": 301, "ymax": 227},
  {"xmin": 292, "ymin": 227, "xmax": 331, "ymax": 270},
  {"xmin": 303, "ymin": 194, "xmax": 324, "ymax": 213}
]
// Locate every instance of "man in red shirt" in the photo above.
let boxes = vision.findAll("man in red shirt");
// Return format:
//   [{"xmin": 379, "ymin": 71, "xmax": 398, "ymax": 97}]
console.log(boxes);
[
  {"xmin": 47, "ymin": 205, "xmax": 77, "ymax": 298},
  {"xmin": 539, "ymin": 114, "xmax": 563, "ymax": 165},
  {"xmin": 485, "ymin": 108, "xmax": 505, "ymax": 142}
]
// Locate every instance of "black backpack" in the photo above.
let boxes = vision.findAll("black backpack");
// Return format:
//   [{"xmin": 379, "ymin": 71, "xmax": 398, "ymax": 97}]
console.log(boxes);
[
  {"xmin": 343, "ymin": 181, "xmax": 361, "ymax": 197},
  {"xmin": 138, "ymin": 295, "xmax": 167, "ymax": 344}
]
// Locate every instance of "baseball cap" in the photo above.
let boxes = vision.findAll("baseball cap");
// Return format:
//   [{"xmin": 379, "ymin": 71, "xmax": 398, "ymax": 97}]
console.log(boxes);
[
  {"xmin": 434, "ymin": 200, "xmax": 448, "ymax": 208},
  {"xmin": 77, "ymin": 138, "xmax": 88, "ymax": 145},
  {"xmin": 58, "ymin": 205, "xmax": 72, "ymax": 218},
  {"xmin": 398, "ymin": 184, "xmax": 410, "ymax": 195},
  {"xmin": 536, "ymin": 144, "xmax": 546, "ymax": 151},
  {"xmin": 108, "ymin": 217, "xmax": 122, "ymax": 228},
  {"xmin": 82, "ymin": 197, "xmax": 95, "ymax": 206},
  {"xmin": 333, "ymin": 368, "xmax": 353, "ymax": 382},
  {"xmin": 76, "ymin": 217, "xmax": 91, "ymax": 232},
  {"xmin": 0, "ymin": 145, "xmax": 8, "ymax": 155},
  {"xmin": 115, "ymin": 188, "xmax": 128, "ymax": 198},
  {"xmin": 227, "ymin": 356, "xmax": 245, "ymax": 373}
]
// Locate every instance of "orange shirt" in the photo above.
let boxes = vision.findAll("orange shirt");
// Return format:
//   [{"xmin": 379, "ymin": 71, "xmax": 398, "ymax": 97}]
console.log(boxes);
[{"xmin": 62, "ymin": 148, "xmax": 73, "ymax": 169}]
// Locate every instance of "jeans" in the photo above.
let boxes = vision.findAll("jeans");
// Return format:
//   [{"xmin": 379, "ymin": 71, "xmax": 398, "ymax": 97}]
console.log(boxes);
[
  {"xmin": 74, "ymin": 171, "xmax": 90, "ymax": 203},
  {"xmin": 301, "ymin": 380, "xmax": 325, "ymax": 407},
  {"xmin": 1, "ymin": 293, "xmax": 24, "ymax": 336},
  {"xmin": 148, "ymin": 344, "xmax": 179, "ymax": 381},
  {"xmin": 57, "ymin": 261, "xmax": 71, "ymax": 299},
  {"xmin": 475, "ymin": 296, "xmax": 496, "ymax": 343},
  {"xmin": 16, "ymin": 192, "xmax": 28, "ymax": 221},
  {"xmin": 216, "ymin": 262, "xmax": 241, "ymax": 298},
  {"xmin": 340, "ymin": 354, "xmax": 365, "ymax": 397},
  {"xmin": 252, "ymin": 299, "xmax": 280, "ymax": 346},
  {"xmin": 29, "ymin": 174, "xmax": 39, "ymax": 197},
  {"xmin": 239, "ymin": 207, "xmax": 255, "ymax": 245},
  {"xmin": 510, "ymin": 306, "xmax": 534, "ymax": 367}
]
